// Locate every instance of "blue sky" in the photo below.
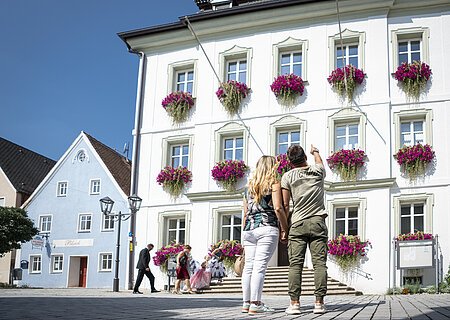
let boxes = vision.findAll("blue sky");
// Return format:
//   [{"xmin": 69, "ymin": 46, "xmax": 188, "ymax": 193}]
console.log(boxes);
[{"xmin": 0, "ymin": 0, "xmax": 198, "ymax": 160}]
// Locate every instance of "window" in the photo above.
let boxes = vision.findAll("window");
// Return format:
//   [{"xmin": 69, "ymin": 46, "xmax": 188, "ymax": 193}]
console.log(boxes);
[
  {"xmin": 102, "ymin": 214, "xmax": 115, "ymax": 231},
  {"xmin": 158, "ymin": 211, "xmax": 191, "ymax": 247},
  {"xmin": 391, "ymin": 27, "xmax": 429, "ymax": 70},
  {"xmin": 219, "ymin": 45, "xmax": 252, "ymax": 85},
  {"xmin": 329, "ymin": 29, "xmax": 365, "ymax": 71},
  {"xmin": 90, "ymin": 179, "xmax": 101, "ymax": 195},
  {"xmin": 277, "ymin": 130, "xmax": 300, "ymax": 155},
  {"xmin": 394, "ymin": 193, "xmax": 433, "ymax": 236},
  {"xmin": 400, "ymin": 203, "xmax": 424, "ymax": 234},
  {"xmin": 30, "ymin": 255, "xmax": 42, "ymax": 273},
  {"xmin": 270, "ymin": 116, "xmax": 306, "ymax": 156},
  {"xmin": 335, "ymin": 123, "xmax": 359, "ymax": 150},
  {"xmin": 57, "ymin": 181, "xmax": 68, "ymax": 197},
  {"xmin": 394, "ymin": 109, "xmax": 433, "ymax": 151},
  {"xmin": 39, "ymin": 215, "xmax": 52, "ymax": 233},
  {"xmin": 335, "ymin": 206, "xmax": 359, "ymax": 237},
  {"xmin": 51, "ymin": 255, "xmax": 63, "ymax": 273},
  {"xmin": 77, "ymin": 150, "xmax": 86, "ymax": 162},
  {"xmin": 327, "ymin": 198, "xmax": 367, "ymax": 240},
  {"xmin": 0, "ymin": 197, "xmax": 5, "ymax": 207},
  {"xmin": 328, "ymin": 108, "xmax": 366, "ymax": 153},
  {"xmin": 220, "ymin": 213, "xmax": 242, "ymax": 242},
  {"xmin": 168, "ymin": 60, "xmax": 197, "ymax": 97},
  {"xmin": 162, "ymin": 135, "xmax": 193, "ymax": 169},
  {"xmin": 78, "ymin": 214, "xmax": 92, "ymax": 232},
  {"xmin": 99, "ymin": 253, "xmax": 113, "ymax": 271},
  {"xmin": 273, "ymin": 37, "xmax": 308, "ymax": 81},
  {"xmin": 215, "ymin": 122, "xmax": 247, "ymax": 162}
]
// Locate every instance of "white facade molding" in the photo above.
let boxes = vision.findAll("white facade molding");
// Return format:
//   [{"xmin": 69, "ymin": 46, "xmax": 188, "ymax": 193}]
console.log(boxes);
[
  {"xmin": 391, "ymin": 27, "xmax": 430, "ymax": 71},
  {"xmin": 211, "ymin": 205, "xmax": 243, "ymax": 242},
  {"xmin": 161, "ymin": 134, "xmax": 194, "ymax": 170},
  {"xmin": 167, "ymin": 59, "xmax": 198, "ymax": 97},
  {"xmin": 269, "ymin": 115, "xmax": 307, "ymax": 155},
  {"xmin": 392, "ymin": 193, "xmax": 434, "ymax": 235},
  {"xmin": 393, "ymin": 108, "xmax": 433, "ymax": 151},
  {"xmin": 328, "ymin": 29, "xmax": 366, "ymax": 72},
  {"xmin": 218, "ymin": 45, "xmax": 253, "ymax": 86},
  {"xmin": 327, "ymin": 107, "xmax": 367, "ymax": 153},
  {"xmin": 214, "ymin": 122, "xmax": 248, "ymax": 162},
  {"xmin": 326, "ymin": 197, "xmax": 367, "ymax": 241},
  {"xmin": 324, "ymin": 178, "xmax": 396, "ymax": 192},
  {"xmin": 157, "ymin": 210, "xmax": 191, "ymax": 248},
  {"xmin": 272, "ymin": 37, "xmax": 309, "ymax": 81}
]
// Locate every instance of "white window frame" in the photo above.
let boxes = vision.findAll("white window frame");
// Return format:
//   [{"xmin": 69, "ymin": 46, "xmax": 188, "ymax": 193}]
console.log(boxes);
[
  {"xmin": 215, "ymin": 122, "xmax": 248, "ymax": 162},
  {"xmin": 273, "ymin": 37, "xmax": 308, "ymax": 81},
  {"xmin": 30, "ymin": 255, "xmax": 42, "ymax": 274},
  {"xmin": 393, "ymin": 193, "xmax": 434, "ymax": 236},
  {"xmin": 219, "ymin": 45, "xmax": 253, "ymax": 85},
  {"xmin": 328, "ymin": 108, "xmax": 367, "ymax": 153},
  {"xmin": 39, "ymin": 214, "xmax": 52, "ymax": 233},
  {"xmin": 57, "ymin": 181, "xmax": 68, "ymax": 197},
  {"xmin": 400, "ymin": 203, "xmax": 426, "ymax": 235},
  {"xmin": 212, "ymin": 206, "xmax": 243, "ymax": 243},
  {"xmin": 0, "ymin": 197, "xmax": 5, "ymax": 207},
  {"xmin": 269, "ymin": 116, "xmax": 306, "ymax": 156},
  {"xmin": 99, "ymin": 253, "xmax": 113, "ymax": 272},
  {"xmin": 329, "ymin": 29, "xmax": 366, "ymax": 72},
  {"xmin": 327, "ymin": 197, "xmax": 367, "ymax": 241},
  {"xmin": 90, "ymin": 179, "xmax": 101, "ymax": 195},
  {"xmin": 391, "ymin": 27, "xmax": 430, "ymax": 71},
  {"xmin": 393, "ymin": 109, "xmax": 433, "ymax": 151},
  {"xmin": 168, "ymin": 60, "xmax": 198, "ymax": 97},
  {"xmin": 162, "ymin": 135, "xmax": 194, "ymax": 170},
  {"xmin": 51, "ymin": 254, "xmax": 64, "ymax": 273},
  {"xmin": 158, "ymin": 210, "xmax": 191, "ymax": 248},
  {"xmin": 78, "ymin": 213, "xmax": 92, "ymax": 233},
  {"xmin": 334, "ymin": 122, "xmax": 360, "ymax": 151},
  {"xmin": 101, "ymin": 213, "xmax": 115, "ymax": 232}
]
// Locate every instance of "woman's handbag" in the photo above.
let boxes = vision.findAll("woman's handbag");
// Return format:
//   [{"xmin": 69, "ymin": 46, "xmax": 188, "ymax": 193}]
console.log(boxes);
[{"xmin": 234, "ymin": 250, "xmax": 245, "ymax": 276}]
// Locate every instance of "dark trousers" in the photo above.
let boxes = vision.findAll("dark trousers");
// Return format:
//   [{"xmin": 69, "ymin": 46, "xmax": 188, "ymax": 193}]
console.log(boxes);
[{"xmin": 134, "ymin": 269, "xmax": 156, "ymax": 292}]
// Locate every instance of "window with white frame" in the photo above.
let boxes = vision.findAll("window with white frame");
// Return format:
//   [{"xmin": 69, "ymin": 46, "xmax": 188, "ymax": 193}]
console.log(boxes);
[
  {"xmin": 162, "ymin": 136, "xmax": 193, "ymax": 170},
  {"xmin": 30, "ymin": 255, "xmax": 41, "ymax": 273},
  {"xmin": 167, "ymin": 217, "xmax": 186, "ymax": 245},
  {"xmin": 219, "ymin": 45, "xmax": 252, "ymax": 85},
  {"xmin": 57, "ymin": 181, "xmax": 68, "ymax": 197},
  {"xmin": 171, "ymin": 143, "xmax": 189, "ymax": 168},
  {"xmin": 220, "ymin": 213, "xmax": 242, "ymax": 242},
  {"xmin": 90, "ymin": 179, "xmax": 101, "ymax": 195},
  {"xmin": 328, "ymin": 108, "xmax": 366, "ymax": 153},
  {"xmin": 168, "ymin": 60, "xmax": 197, "ymax": 97},
  {"xmin": 158, "ymin": 211, "xmax": 191, "ymax": 247},
  {"xmin": 215, "ymin": 122, "xmax": 247, "ymax": 162},
  {"xmin": 277, "ymin": 130, "xmax": 300, "ymax": 155},
  {"xmin": 394, "ymin": 193, "xmax": 433, "ymax": 236},
  {"xmin": 327, "ymin": 198, "xmax": 367, "ymax": 240},
  {"xmin": 394, "ymin": 109, "xmax": 433, "ymax": 151},
  {"xmin": 99, "ymin": 253, "xmax": 113, "ymax": 271},
  {"xmin": 78, "ymin": 214, "xmax": 92, "ymax": 232},
  {"xmin": 39, "ymin": 215, "xmax": 52, "ymax": 233},
  {"xmin": 391, "ymin": 27, "xmax": 429, "ymax": 70},
  {"xmin": 273, "ymin": 37, "xmax": 308, "ymax": 81},
  {"xmin": 102, "ymin": 214, "xmax": 114, "ymax": 231},
  {"xmin": 51, "ymin": 255, "xmax": 63, "ymax": 273},
  {"xmin": 0, "ymin": 197, "xmax": 5, "ymax": 207},
  {"xmin": 270, "ymin": 116, "xmax": 306, "ymax": 156},
  {"xmin": 329, "ymin": 29, "xmax": 365, "ymax": 71}
]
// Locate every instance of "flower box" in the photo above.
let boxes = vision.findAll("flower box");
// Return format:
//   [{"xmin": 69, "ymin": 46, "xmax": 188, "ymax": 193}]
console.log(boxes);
[
  {"xmin": 211, "ymin": 160, "xmax": 249, "ymax": 191},
  {"xmin": 275, "ymin": 153, "xmax": 293, "ymax": 178},
  {"xmin": 156, "ymin": 166, "xmax": 192, "ymax": 197},
  {"xmin": 153, "ymin": 243, "xmax": 185, "ymax": 273},
  {"xmin": 216, "ymin": 80, "xmax": 250, "ymax": 115},
  {"xmin": 328, "ymin": 234, "xmax": 371, "ymax": 272},
  {"xmin": 394, "ymin": 143, "xmax": 435, "ymax": 179},
  {"xmin": 326, "ymin": 149, "xmax": 366, "ymax": 181},
  {"xmin": 161, "ymin": 91, "xmax": 194, "ymax": 124},
  {"xmin": 270, "ymin": 74, "xmax": 304, "ymax": 106},
  {"xmin": 328, "ymin": 65, "xmax": 365, "ymax": 101},
  {"xmin": 393, "ymin": 61, "xmax": 432, "ymax": 99},
  {"xmin": 209, "ymin": 240, "xmax": 243, "ymax": 270}
]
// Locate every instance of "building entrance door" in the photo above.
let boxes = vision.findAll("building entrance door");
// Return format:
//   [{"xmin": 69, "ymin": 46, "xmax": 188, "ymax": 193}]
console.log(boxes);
[{"xmin": 79, "ymin": 257, "xmax": 87, "ymax": 287}]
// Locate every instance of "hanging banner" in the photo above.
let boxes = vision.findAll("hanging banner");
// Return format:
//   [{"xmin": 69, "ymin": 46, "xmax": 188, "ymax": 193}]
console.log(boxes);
[{"xmin": 31, "ymin": 236, "xmax": 45, "ymax": 250}]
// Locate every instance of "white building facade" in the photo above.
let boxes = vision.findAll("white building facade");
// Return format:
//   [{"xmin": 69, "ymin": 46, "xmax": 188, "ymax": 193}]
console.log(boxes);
[{"xmin": 120, "ymin": 0, "xmax": 450, "ymax": 293}]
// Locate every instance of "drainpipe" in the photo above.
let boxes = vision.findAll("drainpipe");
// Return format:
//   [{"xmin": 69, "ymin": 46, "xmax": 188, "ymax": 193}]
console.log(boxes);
[{"xmin": 128, "ymin": 49, "xmax": 146, "ymax": 290}]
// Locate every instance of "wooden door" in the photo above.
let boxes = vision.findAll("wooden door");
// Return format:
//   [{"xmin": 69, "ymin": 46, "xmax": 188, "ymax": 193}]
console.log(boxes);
[{"xmin": 79, "ymin": 257, "xmax": 87, "ymax": 287}]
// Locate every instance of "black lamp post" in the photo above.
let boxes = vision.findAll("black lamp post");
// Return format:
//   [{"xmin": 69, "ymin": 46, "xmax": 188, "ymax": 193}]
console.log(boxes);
[{"xmin": 100, "ymin": 195, "xmax": 142, "ymax": 292}]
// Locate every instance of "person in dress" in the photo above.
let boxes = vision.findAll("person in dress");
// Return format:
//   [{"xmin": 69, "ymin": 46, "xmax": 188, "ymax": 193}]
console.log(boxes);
[
  {"xmin": 190, "ymin": 261, "xmax": 212, "ymax": 292},
  {"xmin": 209, "ymin": 244, "xmax": 226, "ymax": 283},
  {"xmin": 173, "ymin": 245, "xmax": 193, "ymax": 294},
  {"xmin": 241, "ymin": 155, "xmax": 289, "ymax": 314}
]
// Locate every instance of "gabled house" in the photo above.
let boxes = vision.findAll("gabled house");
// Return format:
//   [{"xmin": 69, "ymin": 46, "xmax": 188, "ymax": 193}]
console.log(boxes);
[
  {"xmin": 0, "ymin": 137, "xmax": 56, "ymax": 284},
  {"xmin": 17, "ymin": 132, "xmax": 131, "ymax": 288}
]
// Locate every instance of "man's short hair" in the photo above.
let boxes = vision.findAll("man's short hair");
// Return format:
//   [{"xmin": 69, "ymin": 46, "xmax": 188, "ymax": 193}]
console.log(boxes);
[
  {"xmin": 147, "ymin": 243, "xmax": 154, "ymax": 249},
  {"xmin": 287, "ymin": 145, "xmax": 306, "ymax": 165},
  {"xmin": 184, "ymin": 245, "xmax": 192, "ymax": 250}
]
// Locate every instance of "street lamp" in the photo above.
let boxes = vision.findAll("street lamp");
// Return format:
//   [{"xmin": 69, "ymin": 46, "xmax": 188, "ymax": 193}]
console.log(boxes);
[{"xmin": 100, "ymin": 194, "xmax": 142, "ymax": 292}]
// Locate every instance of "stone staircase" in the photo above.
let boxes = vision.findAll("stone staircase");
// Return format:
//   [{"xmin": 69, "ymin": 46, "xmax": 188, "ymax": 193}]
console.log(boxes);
[{"xmin": 204, "ymin": 266, "xmax": 361, "ymax": 295}]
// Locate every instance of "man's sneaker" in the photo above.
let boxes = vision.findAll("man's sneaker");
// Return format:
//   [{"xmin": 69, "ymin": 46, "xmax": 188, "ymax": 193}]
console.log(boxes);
[
  {"xmin": 242, "ymin": 302, "xmax": 250, "ymax": 313},
  {"xmin": 248, "ymin": 303, "xmax": 275, "ymax": 314},
  {"xmin": 285, "ymin": 303, "xmax": 301, "ymax": 315},
  {"xmin": 313, "ymin": 303, "xmax": 326, "ymax": 314}
]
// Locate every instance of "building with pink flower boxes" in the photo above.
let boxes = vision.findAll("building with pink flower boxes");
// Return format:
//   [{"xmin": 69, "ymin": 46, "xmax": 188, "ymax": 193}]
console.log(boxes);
[{"xmin": 119, "ymin": 0, "xmax": 450, "ymax": 293}]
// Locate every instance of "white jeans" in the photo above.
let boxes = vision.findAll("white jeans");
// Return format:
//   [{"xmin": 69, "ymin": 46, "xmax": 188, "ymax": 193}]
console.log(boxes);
[{"xmin": 242, "ymin": 226, "xmax": 279, "ymax": 302}]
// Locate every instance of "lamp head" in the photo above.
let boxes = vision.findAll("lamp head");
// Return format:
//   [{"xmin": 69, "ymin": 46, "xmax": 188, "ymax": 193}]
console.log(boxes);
[
  {"xmin": 128, "ymin": 194, "xmax": 142, "ymax": 212},
  {"xmin": 100, "ymin": 196, "xmax": 114, "ymax": 215}
]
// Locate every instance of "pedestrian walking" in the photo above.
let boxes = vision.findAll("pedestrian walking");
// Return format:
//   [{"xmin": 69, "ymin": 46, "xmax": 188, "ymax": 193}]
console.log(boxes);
[
  {"xmin": 173, "ymin": 245, "xmax": 193, "ymax": 294},
  {"xmin": 281, "ymin": 144, "xmax": 327, "ymax": 315},
  {"xmin": 241, "ymin": 155, "xmax": 289, "ymax": 314},
  {"xmin": 133, "ymin": 243, "xmax": 160, "ymax": 294}
]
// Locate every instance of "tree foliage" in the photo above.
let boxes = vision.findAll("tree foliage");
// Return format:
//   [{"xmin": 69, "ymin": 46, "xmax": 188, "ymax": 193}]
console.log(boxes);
[{"xmin": 0, "ymin": 207, "xmax": 38, "ymax": 256}]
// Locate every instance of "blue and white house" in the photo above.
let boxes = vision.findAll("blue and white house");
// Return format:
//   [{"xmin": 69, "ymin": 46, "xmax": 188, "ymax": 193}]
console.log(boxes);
[{"xmin": 17, "ymin": 131, "xmax": 132, "ymax": 288}]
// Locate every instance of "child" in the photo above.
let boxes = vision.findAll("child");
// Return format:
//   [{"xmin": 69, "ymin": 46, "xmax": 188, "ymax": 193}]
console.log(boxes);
[
  {"xmin": 209, "ymin": 245, "xmax": 226, "ymax": 283},
  {"xmin": 190, "ymin": 261, "xmax": 211, "ymax": 292}
]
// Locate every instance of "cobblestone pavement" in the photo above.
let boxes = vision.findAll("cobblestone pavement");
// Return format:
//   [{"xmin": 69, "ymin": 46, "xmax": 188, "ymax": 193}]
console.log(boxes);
[{"xmin": 0, "ymin": 289, "xmax": 449, "ymax": 319}]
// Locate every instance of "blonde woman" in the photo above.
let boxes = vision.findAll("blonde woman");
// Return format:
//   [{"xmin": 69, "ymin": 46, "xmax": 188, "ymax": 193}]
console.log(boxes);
[{"xmin": 241, "ymin": 156, "xmax": 289, "ymax": 314}]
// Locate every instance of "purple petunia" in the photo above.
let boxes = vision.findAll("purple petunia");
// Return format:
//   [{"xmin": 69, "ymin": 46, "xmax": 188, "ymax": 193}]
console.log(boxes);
[
  {"xmin": 328, "ymin": 65, "xmax": 366, "ymax": 100},
  {"xmin": 393, "ymin": 61, "xmax": 432, "ymax": 98},
  {"xmin": 394, "ymin": 143, "xmax": 435, "ymax": 178},
  {"xmin": 270, "ymin": 74, "xmax": 304, "ymax": 105},
  {"xmin": 326, "ymin": 149, "xmax": 366, "ymax": 181},
  {"xmin": 211, "ymin": 160, "xmax": 249, "ymax": 191}
]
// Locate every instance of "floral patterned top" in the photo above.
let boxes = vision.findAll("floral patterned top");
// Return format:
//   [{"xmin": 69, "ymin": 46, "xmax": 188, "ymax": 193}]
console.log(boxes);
[{"xmin": 244, "ymin": 192, "xmax": 279, "ymax": 231}]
